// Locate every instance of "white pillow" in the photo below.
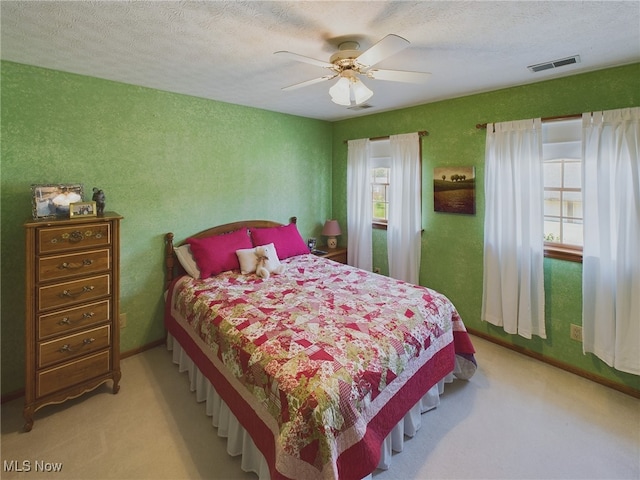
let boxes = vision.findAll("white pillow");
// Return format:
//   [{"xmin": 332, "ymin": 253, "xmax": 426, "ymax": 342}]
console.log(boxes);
[
  {"xmin": 175, "ymin": 244, "xmax": 201, "ymax": 279},
  {"xmin": 236, "ymin": 243, "xmax": 282, "ymax": 274}
]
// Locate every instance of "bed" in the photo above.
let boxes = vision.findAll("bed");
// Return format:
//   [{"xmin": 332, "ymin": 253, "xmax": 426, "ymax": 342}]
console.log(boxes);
[{"xmin": 164, "ymin": 218, "xmax": 476, "ymax": 480}]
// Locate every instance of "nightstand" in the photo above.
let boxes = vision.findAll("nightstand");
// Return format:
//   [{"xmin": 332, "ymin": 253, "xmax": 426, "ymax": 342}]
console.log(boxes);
[{"xmin": 315, "ymin": 246, "xmax": 347, "ymax": 265}]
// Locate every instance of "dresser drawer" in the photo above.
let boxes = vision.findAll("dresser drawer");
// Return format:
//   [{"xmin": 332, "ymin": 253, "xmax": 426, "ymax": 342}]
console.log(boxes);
[
  {"xmin": 38, "ymin": 248, "xmax": 111, "ymax": 282},
  {"xmin": 38, "ymin": 300, "xmax": 110, "ymax": 340},
  {"xmin": 38, "ymin": 274, "xmax": 110, "ymax": 311},
  {"xmin": 37, "ymin": 350, "xmax": 111, "ymax": 398},
  {"xmin": 38, "ymin": 223, "xmax": 111, "ymax": 254},
  {"xmin": 38, "ymin": 324, "xmax": 111, "ymax": 368}
]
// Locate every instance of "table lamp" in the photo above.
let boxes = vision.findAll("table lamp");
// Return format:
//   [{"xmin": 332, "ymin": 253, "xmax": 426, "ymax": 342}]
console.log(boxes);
[{"xmin": 322, "ymin": 220, "xmax": 341, "ymax": 249}]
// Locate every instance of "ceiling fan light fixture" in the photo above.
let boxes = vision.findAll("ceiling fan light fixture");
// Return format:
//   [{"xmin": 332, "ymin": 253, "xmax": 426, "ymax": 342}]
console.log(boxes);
[
  {"xmin": 329, "ymin": 77, "xmax": 351, "ymax": 106},
  {"xmin": 351, "ymin": 78, "xmax": 373, "ymax": 105},
  {"xmin": 277, "ymin": 34, "xmax": 418, "ymax": 107},
  {"xmin": 329, "ymin": 71, "xmax": 373, "ymax": 106}
]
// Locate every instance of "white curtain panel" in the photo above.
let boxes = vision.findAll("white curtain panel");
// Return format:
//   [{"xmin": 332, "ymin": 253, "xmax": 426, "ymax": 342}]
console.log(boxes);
[
  {"xmin": 582, "ymin": 107, "xmax": 640, "ymax": 375},
  {"xmin": 347, "ymin": 138, "xmax": 373, "ymax": 270},
  {"xmin": 482, "ymin": 119, "xmax": 546, "ymax": 339},
  {"xmin": 388, "ymin": 133, "xmax": 422, "ymax": 284}
]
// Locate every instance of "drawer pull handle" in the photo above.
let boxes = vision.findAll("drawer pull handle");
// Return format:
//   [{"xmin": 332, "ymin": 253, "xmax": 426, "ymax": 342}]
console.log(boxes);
[
  {"xmin": 69, "ymin": 230, "xmax": 84, "ymax": 243},
  {"xmin": 59, "ymin": 285, "xmax": 95, "ymax": 298},
  {"xmin": 59, "ymin": 259, "xmax": 94, "ymax": 270},
  {"xmin": 56, "ymin": 311, "xmax": 94, "ymax": 326},
  {"xmin": 58, "ymin": 337, "xmax": 95, "ymax": 353}
]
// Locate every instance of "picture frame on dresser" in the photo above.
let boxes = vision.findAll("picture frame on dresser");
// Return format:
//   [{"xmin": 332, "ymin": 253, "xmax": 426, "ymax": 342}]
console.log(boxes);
[
  {"xmin": 69, "ymin": 201, "xmax": 97, "ymax": 217},
  {"xmin": 31, "ymin": 183, "xmax": 84, "ymax": 219}
]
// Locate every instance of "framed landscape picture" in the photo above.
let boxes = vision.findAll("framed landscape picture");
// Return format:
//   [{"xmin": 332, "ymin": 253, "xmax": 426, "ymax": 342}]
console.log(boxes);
[{"xmin": 433, "ymin": 167, "xmax": 476, "ymax": 214}]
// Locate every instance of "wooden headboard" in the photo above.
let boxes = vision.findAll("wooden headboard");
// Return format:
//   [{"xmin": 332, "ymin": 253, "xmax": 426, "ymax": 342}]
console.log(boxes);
[{"xmin": 165, "ymin": 217, "xmax": 297, "ymax": 288}]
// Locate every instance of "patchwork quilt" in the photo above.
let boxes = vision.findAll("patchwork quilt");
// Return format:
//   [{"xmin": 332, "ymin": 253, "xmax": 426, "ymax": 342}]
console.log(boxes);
[{"xmin": 166, "ymin": 254, "xmax": 475, "ymax": 479}]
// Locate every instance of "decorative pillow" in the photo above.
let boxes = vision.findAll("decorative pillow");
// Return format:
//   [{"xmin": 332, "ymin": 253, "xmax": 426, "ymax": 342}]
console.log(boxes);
[
  {"xmin": 236, "ymin": 247, "xmax": 259, "ymax": 274},
  {"xmin": 186, "ymin": 228, "xmax": 252, "ymax": 278},
  {"xmin": 236, "ymin": 243, "xmax": 284, "ymax": 276},
  {"xmin": 250, "ymin": 223, "xmax": 309, "ymax": 259},
  {"xmin": 175, "ymin": 244, "xmax": 201, "ymax": 279}
]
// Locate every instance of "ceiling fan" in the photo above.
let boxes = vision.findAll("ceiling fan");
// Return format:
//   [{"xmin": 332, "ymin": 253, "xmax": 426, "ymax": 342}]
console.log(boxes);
[{"xmin": 275, "ymin": 34, "xmax": 431, "ymax": 107}]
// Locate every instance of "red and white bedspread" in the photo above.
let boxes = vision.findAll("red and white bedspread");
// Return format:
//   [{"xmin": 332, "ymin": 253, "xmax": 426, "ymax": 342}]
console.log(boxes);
[{"xmin": 165, "ymin": 254, "xmax": 475, "ymax": 480}]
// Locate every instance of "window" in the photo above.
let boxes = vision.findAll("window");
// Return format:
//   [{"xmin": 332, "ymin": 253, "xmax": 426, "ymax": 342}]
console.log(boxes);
[
  {"xmin": 542, "ymin": 118, "xmax": 583, "ymax": 261},
  {"xmin": 371, "ymin": 139, "xmax": 391, "ymax": 227},
  {"xmin": 372, "ymin": 167, "xmax": 389, "ymax": 224}
]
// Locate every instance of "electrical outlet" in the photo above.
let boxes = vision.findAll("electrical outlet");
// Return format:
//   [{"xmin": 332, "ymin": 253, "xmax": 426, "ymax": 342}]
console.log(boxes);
[
  {"xmin": 570, "ymin": 324, "xmax": 582, "ymax": 341},
  {"xmin": 119, "ymin": 313, "xmax": 127, "ymax": 329}
]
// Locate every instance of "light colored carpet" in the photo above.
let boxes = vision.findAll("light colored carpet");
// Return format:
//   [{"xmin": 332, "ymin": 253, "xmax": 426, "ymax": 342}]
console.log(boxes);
[{"xmin": 1, "ymin": 336, "xmax": 638, "ymax": 479}]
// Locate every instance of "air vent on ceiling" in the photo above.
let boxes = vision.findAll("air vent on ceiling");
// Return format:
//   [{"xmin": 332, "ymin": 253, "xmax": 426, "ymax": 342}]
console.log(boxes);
[
  {"xmin": 347, "ymin": 104, "xmax": 373, "ymax": 111},
  {"xmin": 527, "ymin": 55, "xmax": 581, "ymax": 73}
]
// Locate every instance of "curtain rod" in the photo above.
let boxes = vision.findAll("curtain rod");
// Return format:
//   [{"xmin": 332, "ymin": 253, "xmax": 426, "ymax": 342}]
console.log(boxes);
[
  {"xmin": 343, "ymin": 130, "xmax": 428, "ymax": 144},
  {"xmin": 476, "ymin": 113, "xmax": 582, "ymax": 130}
]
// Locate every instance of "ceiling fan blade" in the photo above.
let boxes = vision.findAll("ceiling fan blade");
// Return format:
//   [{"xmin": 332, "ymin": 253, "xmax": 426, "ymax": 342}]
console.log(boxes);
[
  {"xmin": 355, "ymin": 34, "xmax": 410, "ymax": 68},
  {"xmin": 274, "ymin": 51, "xmax": 335, "ymax": 69},
  {"xmin": 367, "ymin": 69, "xmax": 432, "ymax": 83},
  {"xmin": 282, "ymin": 74, "xmax": 337, "ymax": 91}
]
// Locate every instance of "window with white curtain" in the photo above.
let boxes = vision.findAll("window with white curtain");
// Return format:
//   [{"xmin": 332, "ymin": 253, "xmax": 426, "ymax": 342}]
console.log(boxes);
[
  {"xmin": 347, "ymin": 133, "xmax": 422, "ymax": 284},
  {"xmin": 482, "ymin": 108, "xmax": 639, "ymax": 370},
  {"xmin": 369, "ymin": 138, "xmax": 423, "ymax": 230}
]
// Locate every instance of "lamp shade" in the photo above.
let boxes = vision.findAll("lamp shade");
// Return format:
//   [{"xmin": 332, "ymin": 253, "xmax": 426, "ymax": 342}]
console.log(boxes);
[
  {"xmin": 322, "ymin": 219, "xmax": 341, "ymax": 248},
  {"xmin": 322, "ymin": 220, "xmax": 342, "ymax": 236}
]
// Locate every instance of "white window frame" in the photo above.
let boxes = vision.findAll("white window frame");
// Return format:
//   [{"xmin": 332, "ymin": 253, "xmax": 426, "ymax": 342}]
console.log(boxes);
[
  {"xmin": 542, "ymin": 118, "xmax": 583, "ymax": 262},
  {"xmin": 371, "ymin": 139, "xmax": 391, "ymax": 228}
]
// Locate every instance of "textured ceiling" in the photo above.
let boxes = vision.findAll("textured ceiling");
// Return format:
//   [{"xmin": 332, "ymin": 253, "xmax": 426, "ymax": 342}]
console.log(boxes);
[{"xmin": 2, "ymin": 1, "xmax": 639, "ymax": 121}]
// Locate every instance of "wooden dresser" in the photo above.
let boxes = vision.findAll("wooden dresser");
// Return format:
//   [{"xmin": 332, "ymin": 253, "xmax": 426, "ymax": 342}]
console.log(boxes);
[{"xmin": 23, "ymin": 212, "xmax": 122, "ymax": 431}]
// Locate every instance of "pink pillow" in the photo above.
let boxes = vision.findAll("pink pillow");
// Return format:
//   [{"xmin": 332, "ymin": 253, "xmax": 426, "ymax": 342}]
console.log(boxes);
[
  {"xmin": 187, "ymin": 228, "xmax": 252, "ymax": 278},
  {"xmin": 250, "ymin": 223, "xmax": 309, "ymax": 259}
]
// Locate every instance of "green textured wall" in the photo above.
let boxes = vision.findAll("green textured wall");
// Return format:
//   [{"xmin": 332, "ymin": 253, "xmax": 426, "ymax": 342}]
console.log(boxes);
[
  {"xmin": 1, "ymin": 61, "xmax": 333, "ymax": 395},
  {"xmin": 331, "ymin": 63, "xmax": 640, "ymax": 393},
  {"xmin": 2, "ymin": 61, "xmax": 638, "ymax": 397}
]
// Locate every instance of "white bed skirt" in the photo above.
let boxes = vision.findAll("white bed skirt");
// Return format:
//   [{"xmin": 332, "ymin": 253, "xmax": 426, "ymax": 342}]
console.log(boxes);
[{"xmin": 167, "ymin": 333, "xmax": 454, "ymax": 479}]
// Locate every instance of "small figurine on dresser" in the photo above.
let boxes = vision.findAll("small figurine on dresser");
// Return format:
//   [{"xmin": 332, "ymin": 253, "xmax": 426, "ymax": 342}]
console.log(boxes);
[{"xmin": 92, "ymin": 187, "xmax": 105, "ymax": 215}]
